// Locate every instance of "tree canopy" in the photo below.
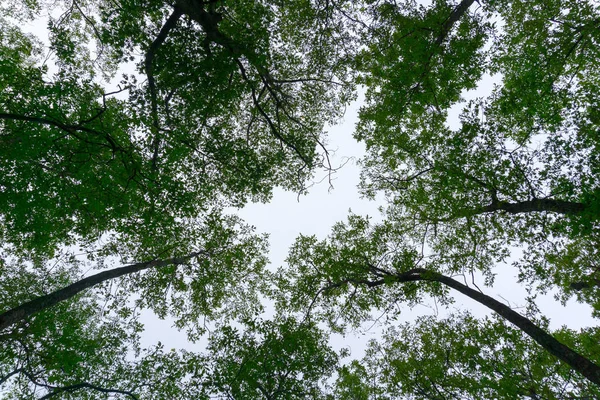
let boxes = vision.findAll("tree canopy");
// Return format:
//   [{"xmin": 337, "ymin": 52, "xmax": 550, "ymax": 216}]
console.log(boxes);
[{"xmin": 2, "ymin": 0, "xmax": 600, "ymax": 398}]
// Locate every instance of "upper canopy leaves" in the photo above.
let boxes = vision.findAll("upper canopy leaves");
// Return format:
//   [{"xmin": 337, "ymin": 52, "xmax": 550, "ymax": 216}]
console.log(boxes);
[
  {"xmin": 0, "ymin": 0, "xmax": 357, "ymax": 257},
  {"xmin": 354, "ymin": 0, "xmax": 600, "ymax": 302},
  {"xmin": 335, "ymin": 312, "xmax": 600, "ymax": 399}
]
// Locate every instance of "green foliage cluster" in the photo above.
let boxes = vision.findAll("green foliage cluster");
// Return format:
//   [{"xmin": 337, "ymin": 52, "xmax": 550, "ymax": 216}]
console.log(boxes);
[
  {"xmin": 335, "ymin": 312, "xmax": 600, "ymax": 399},
  {"xmin": 2, "ymin": 0, "xmax": 600, "ymax": 398},
  {"xmin": 357, "ymin": 0, "xmax": 600, "ymax": 298}
]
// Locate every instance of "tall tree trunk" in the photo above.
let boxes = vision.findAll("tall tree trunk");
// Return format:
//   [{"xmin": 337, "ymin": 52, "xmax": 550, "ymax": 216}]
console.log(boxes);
[
  {"xmin": 435, "ymin": 0, "xmax": 477, "ymax": 46},
  {"xmin": 343, "ymin": 268, "xmax": 600, "ymax": 386},
  {"xmin": 0, "ymin": 252, "xmax": 205, "ymax": 331},
  {"xmin": 423, "ymin": 272, "xmax": 600, "ymax": 386},
  {"xmin": 480, "ymin": 198, "xmax": 587, "ymax": 216}
]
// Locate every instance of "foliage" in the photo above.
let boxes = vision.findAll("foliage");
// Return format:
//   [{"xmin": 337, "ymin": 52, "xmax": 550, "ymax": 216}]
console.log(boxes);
[
  {"xmin": 201, "ymin": 317, "xmax": 338, "ymax": 399},
  {"xmin": 279, "ymin": 0, "xmax": 600, "ymax": 396},
  {"xmin": 3, "ymin": 0, "xmax": 600, "ymax": 398},
  {"xmin": 0, "ymin": 278, "xmax": 143, "ymax": 398},
  {"xmin": 0, "ymin": 0, "xmax": 354, "ymax": 396},
  {"xmin": 335, "ymin": 312, "xmax": 600, "ymax": 399},
  {"xmin": 355, "ymin": 0, "xmax": 600, "ymax": 304},
  {"xmin": 0, "ymin": 0, "xmax": 355, "ymax": 259},
  {"xmin": 276, "ymin": 214, "xmax": 451, "ymax": 331}
]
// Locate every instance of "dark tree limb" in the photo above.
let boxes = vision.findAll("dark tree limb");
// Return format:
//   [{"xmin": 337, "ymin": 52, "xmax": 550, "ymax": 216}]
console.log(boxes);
[
  {"xmin": 0, "ymin": 251, "xmax": 207, "ymax": 331},
  {"xmin": 337, "ymin": 268, "xmax": 600, "ymax": 386},
  {"xmin": 39, "ymin": 382, "xmax": 139, "ymax": 400},
  {"xmin": 480, "ymin": 198, "xmax": 587, "ymax": 216},
  {"xmin": 4, "ymin": 368, "xmax": 139, "ymax": 400},
  {"xmin": 422, "ymin": 197, "xmax": 590, "ymax": 224},
  {"xmin": 400, "ymin": 0, "xmax": 478, "ymax": 115},
  {"xmin": 435, "ymin": 0, "xmax": 477, "ymax": 46},
  {"xmin": 174, "ymin": 0, "xmax": 315, "ymax": 169},
  {"xmin": 0, "ymin": 368, "xmax": 24, "ymax": 386},
  {"xmin": 0, "ymin": 112, "xmax": 122, "ymax": 153},
  {"xmin": 424, "ymin": 271, "xmax": 600, "ymax": 386},
  {"xmin": 144, "ymin": 7, "xmax": 184, "ymax": 170},
  {"xmin": 570, "ymin": 275, "xmax": 600, "ymax": 291}
]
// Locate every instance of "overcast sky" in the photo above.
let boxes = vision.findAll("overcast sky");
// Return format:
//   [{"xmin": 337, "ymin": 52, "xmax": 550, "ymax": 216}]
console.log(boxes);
[
  {"xmin": 140, "ymin": 86, "xmax": 595, "ymax": 359},
  {"xmin": 235, "ymin": 84, "xmax": 595, "ymax": 354}
]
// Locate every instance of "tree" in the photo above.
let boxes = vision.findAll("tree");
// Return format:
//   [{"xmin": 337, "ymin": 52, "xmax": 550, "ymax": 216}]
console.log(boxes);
[
  {"xmin": 0, "ymin": 0, "xmax": 356, "ymax": 325},
  {"xmin": 2, "ymin": 291, "xmax": 338, "ymax": 399},
  {"xmin": 276, "ymin": 0, "xmax": 600, "ymax": 394},
  {"xmin": 200, "ymin": 317, "xmax": 338, "ymax": 399},
  {"xmin": 4, "ymin": 0, "xmax": 600, "ymax": 397},
  {"xmin": 354, "ymin": 0, "xmax": 600, "ymax": 305},
  {"xmin": 277, "ymin": 214, "xmax": 600, "ymax": 386},
  {"xmin": 0, "ymin": 259, "xmax": 211, "ymax": 399},
  {"xmin": 0, "ymin": 263, "xmax": 143, "ymax": 399},
  {"xmin": 1, "ymin": 0, "xmax": 355, "ymax": 396},
  {"xmin": 0, "ymin": 0, "xmax": 355, "ymax": 260}
]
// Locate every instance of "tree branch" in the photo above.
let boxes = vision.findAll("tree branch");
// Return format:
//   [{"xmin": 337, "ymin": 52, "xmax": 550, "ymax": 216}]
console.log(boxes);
[
  {"xmin": 174, "ymin": 0, "xmax": 315, "ymax": 169},
  {"xmin": 325, "ymin": 266, "xmax": 600, "ymax": 385},
  {"xmin": 6, "ymin": 368, "xmax": 139, "ymax": 400},
  {"xmin": 0, "ymin": 368, "xmax": 23, "ymax": 386},
  {"xmin": 144, "ymin": 6, "xmax": 184, "ymax": 170},
  {"xmin": 480, "ymin": 198, "xmax": 588, "ymax": 216},
  {"xmin": 422, "ymin": 271, "xmax": 600, "ymax": 386},
  {"xmin": 435, "ymin": 0, "xmax": 477, "ymax": 46},
  {"xmin": 0, "ymin": 251, "xmax": 207, "ymax": 331},
  {"xmin": 39, "ymin": 382, "xmax": 139, "ymax": 400},
  {"xmin": 420, "ymin": 197, "xmax": 589, "ymax": 225},
  {"xmin": 0, "ymin": 112, "xmax": 121, "ymax": 153}
]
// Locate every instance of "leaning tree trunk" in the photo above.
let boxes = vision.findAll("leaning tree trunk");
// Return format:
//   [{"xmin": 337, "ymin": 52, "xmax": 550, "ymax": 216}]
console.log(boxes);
[
  {"xmin": 347, "ymin": 268, "xmax": 600, "ymax": 386},
  {"xmin": 397, "ymin": 269, "xmax": 600, "ymax": 386},
  {"xmin": 428, "ymin": 272, "xmax": 600, "ymax": 385},
  {"xmin": 0, "ymin": 252, "xmax": 205, "ymax": 331}
]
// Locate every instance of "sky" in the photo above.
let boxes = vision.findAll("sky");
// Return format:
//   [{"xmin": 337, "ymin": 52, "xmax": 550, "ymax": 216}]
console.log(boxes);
[
  {"xmin": 139, "ymin": 86, "xmax": 596, "ymax": 359},
  {"xmin": 235, "ymin": 83, "xmax": 596, "ymax": 354}
]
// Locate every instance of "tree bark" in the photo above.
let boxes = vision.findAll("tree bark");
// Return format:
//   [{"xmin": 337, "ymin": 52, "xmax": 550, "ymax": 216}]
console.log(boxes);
[
  {"xmin": 424, "ymin": 272, "xmax": 600, "ymax": 386},
  {"xmin": 481, "ymin": 198, "xmax": 587, "ymax": 216},
  {"xmin": 0, "ymin": 252, "xmax": 205, "ymax": 331},
  {"xmin": 145, "ymin": 7, "xmax": 184, "ymax": 170},
  {"xmin": 570, "ymin": 275, "xmax": 600, "ymax": 291},
  {"xmin": 435, "ymin": 0, "xmax": 477, "ymax": 46},
  {"xmin": 344, "ymin": 268, "xmax": 600, "ymax": 386}
]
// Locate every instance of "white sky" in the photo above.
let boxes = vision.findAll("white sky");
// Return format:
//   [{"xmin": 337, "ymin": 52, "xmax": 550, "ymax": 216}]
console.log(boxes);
[
  {"xmin": 235, "ymin": 84, "xmax": 596, "ymax": 356},
  {"xmin": 140, "ymin": 86, "xmax": 596, "ymax": 359}
]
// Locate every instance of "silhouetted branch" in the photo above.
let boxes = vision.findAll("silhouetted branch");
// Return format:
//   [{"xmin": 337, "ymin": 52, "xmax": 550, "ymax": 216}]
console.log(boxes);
[
  {"xmin": 0, "ymin": 251, "xmax": 207, "ymax": 330},
  {"xmin": 145, "ymin": 7, "xmax": 184, "ymax": 170}
]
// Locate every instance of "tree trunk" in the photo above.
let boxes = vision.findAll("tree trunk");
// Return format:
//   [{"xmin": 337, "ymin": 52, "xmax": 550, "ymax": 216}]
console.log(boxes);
[
  {"xmin": 348, "ymin": 268, "xmax": 600, "ymax": 385},
  {"xmin": 481, "ymin": 198, "xmax": 587, "ymax": 216},
  {"xmin": 413, "ymin": 271, "xmax": 600, "ymax": 386},
  {"xmin": 0, "ymin": 252, "xmax": 205, "ymax": 331},
  {"xmin": 435, "ymin": 0, "xmax": 477, "ymax": 46}
]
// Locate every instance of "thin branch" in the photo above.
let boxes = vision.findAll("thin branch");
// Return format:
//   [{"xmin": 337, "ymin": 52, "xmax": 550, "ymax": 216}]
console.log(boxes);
[
  {"xmin": 8, "ymin": 368, "xmax": 139, "ymax": 400},
  {"xmin": 0, "ymin": 112, "xmax": 121, "ymax": 153},
  {"xmin": 39, "ymin": 382, "xmax": 139, "ymax": 400},
  {"xmin": 0, "ymin": 368, "xmax": 24, "ymax": 386},
  {"xmin": 270, "ymin": 77, "xmax": 344, "ymax": 86}
]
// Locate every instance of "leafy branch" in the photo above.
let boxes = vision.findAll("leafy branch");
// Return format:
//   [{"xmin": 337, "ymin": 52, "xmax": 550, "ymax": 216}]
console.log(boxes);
[
  {"xmin": 0, "ymin": 251, "xmax": 208, "ymax": 330},
  {"xmin": 320, "ymin": 266, "xmax": 600, "ymax": 386}
]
